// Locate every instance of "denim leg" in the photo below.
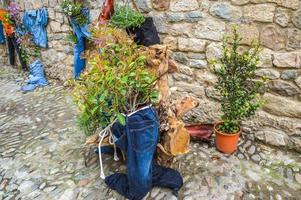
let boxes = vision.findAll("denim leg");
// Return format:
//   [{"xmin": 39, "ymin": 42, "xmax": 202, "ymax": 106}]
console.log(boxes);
[
  {"xmin": 152, "ymin": 164, "xmax": 183, "ymax": 193},
  {"xmin": 105, "ymin": 106, "xmax": 159, "ymax": 200},
  {"xmin": 74, "ymin": 37, "xmax": 86, "ymax": 79}
]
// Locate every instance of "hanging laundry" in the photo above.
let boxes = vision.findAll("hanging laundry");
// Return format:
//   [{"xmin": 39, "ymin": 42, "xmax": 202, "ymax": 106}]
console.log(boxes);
[
  {"xmin": 70, "ymin": 8, "xmax": 90, "ymax": 79},
  {"xmin": 98, "ymin": 106, "xmax": 183, "ymax": 200},
  {"xmin": 22, "ymin": 8, "xmax": 48, "ymax": 48},
  {"xmin": 21, "ymin": 60, "xmax": 48, "ymax": 92},
  {"xmin": 0, "ymin": 22, "xmax": 5, "ymax": 44}
]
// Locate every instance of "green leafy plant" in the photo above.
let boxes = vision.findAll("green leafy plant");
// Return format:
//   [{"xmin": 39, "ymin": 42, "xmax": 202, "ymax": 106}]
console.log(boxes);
[
  {"xmin": 109, "ymin": 6, "xmax": 145, "ymax": 29},
  {"xmin": 61, "ymin": 0, "xmax": 88, "ymax": 26},
  {"xmin": 212, "ymin": 27, "xmax": 264, "ymax": 134},
  {"xmin": 66, "ymin": 33, "xmax": 78, "ymax": 44},
  {"xmin": 72, "ymin": 26, "xmax": 158, "ymax": 135},
  {"xmin": 17, "ymin": 32, "xmax": 41, "ymax": 65}
]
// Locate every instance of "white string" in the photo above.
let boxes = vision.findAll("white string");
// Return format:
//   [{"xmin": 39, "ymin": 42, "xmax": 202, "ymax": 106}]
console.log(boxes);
[{"xmin": 98, "ymin": 119, "xmax": 118, "ymax": 179}]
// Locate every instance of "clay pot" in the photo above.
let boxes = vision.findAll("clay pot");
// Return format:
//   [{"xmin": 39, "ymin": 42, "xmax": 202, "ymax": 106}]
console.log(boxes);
[
  {"xmin": 185, "ymin": 124, "xmax": 213, "ymax": 142},
  {"xmin": 214, "ymin": 122, "xmax": 241, "ymax": 154}
]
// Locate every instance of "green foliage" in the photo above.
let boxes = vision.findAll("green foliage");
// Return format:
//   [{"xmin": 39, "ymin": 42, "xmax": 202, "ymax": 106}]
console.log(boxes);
[
  {"xmin": 61, "ymin": 0, "xmax": 88, "ymax": 26},
  {"xmin": 72, "ymin": 26, "xmax": 158, "ymax": 135},
  {"xmin": 213, "ymin": 27, "xmax": 265, "ymax": 134},
  {"xmin": 109, "ymin": 6, "xmax": 145, "ymax": 29},
  {"xmin": 66, "ymin": 33, "xmax": 78, "ymax": 44},
  {"xmin": 18, "ymin": 33, "xmax": 41, "ymax": 65}
]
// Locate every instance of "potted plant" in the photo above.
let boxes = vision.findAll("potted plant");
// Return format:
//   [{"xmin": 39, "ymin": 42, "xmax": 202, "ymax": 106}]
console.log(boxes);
[{"xmin": 212, "ymin": 28, "xmax": 264, "ymax": 154}]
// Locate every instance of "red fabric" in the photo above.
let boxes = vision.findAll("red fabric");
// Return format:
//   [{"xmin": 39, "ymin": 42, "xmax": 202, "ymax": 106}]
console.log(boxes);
[{"xmin": 98, "ymin": 0, "xmax": 114, "ymax": 24}]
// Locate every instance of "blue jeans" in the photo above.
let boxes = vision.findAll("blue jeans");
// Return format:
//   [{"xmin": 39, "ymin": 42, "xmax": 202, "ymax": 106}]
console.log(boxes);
[
  {"xmin": 74, "ymin": 37, "xmax": 86, "ymax": 79},
  {"xmin": 105, "ymin": 106, "xmax": 183, "ymax": 200},
  {"xmin": 0, "ymin": 22, "xmax": 5, "ymax": 44}
]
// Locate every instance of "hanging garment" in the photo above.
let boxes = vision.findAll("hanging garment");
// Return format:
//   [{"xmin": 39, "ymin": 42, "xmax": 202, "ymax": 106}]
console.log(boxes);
[
  {"xmin": 98, "ymin": 0, "xmax": 115, "ymax": 24},
  {"xmin": 70, "ymin": 8, "xmax": 90, "ymax": 79},
  {"xmin": 0, "ymin": 22, "xmax": 5, "ymax": 44},
  {"xmin": 126, "ymin": 17, "xmax": 160, "ymax": 47},
  {"xmin": 21, "ymin": 60, "xmax": 48, "ymax": 92},
  {"xmin": 6, "ymin": 34, "xmax": 27, "ymax": 69},
  {"xmin": 102, "ymin": 106, "xmax": 183, "ymax": 200},
  {"xmin": 22, "ymin": 8, "xmax": 48, "ymax": 48}
]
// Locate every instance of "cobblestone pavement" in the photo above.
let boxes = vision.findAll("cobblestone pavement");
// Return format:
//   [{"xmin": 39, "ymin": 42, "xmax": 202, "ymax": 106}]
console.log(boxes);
[{"xmin": 0, "ymin": 67, "xmax": 301, "ymax": 200}]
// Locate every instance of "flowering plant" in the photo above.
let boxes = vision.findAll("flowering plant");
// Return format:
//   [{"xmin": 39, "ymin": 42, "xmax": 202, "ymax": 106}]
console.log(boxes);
[
  {"xmin": 0, "ymin": 9, "xmax": 14, "ymax": 35},
  {"xmin": 61, "ymin": 0, "xmax": 88, "ymax": 26},
  {"xmin": 7, "ymin": 2, "xmax": 22, "ymax": 25}
]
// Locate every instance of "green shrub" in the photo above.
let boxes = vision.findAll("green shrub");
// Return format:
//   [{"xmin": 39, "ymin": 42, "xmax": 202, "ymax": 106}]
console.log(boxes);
[
  {"xmin": 72, "ymin": 26, "xmax": 157, "ymax": 135},
  {"xmin": 212, "ymin": 27, "xmax": 265, "ymax": 134},
  {"xmin": 109, "ymin": 6, "xmax": 145, "ymax": 29}
]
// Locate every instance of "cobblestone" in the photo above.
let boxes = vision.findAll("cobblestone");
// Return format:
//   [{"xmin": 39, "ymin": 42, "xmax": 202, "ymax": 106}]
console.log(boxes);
[{"xmin": 0, "ymin": 67, "xmax": 300, "ymax": 199}]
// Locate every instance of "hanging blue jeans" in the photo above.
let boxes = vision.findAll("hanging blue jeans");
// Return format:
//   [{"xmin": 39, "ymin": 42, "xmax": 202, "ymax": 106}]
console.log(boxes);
[
  {"xmin": 0, "ymin": 22, "xmax": 5, "ymax": 44},
  {"xmin": 105, "ymin": 106, "xmax": 183, "ymax": 200},
  {"xmin": 22, "ymin": 8, "xmax": 48, "ymax": 48},
  {"xmin": 74, "ymin": 37, "xmax": 86, "ymax": 79},
  {"xmin": 70, "ymin": 8, "xmax": 90, "ymax": 79}
]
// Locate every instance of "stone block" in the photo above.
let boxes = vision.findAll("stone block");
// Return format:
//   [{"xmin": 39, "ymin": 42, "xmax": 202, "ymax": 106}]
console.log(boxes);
[
  {"xmin": 195, "ymin": 18, "xmax": 226, "ymax": 41},
  {"xmin": 275, "ymin": 8, "xmax": 290, "ymax": 27},
  {"xmin": 165, "ymin": 11, "xmax": 203, "ymax": 22},
  {"xmin": 268, "ymin": 80, "xmax": 300, "ymax": 96},
  {"xmin": 227, "ymin": 24, "xmax": 259, "ymax": 45},
  {"xmin": 189, "ymin": 59, "xmax": 207, "ymax": 69},
  {"xmin": 209, "ymin": 2, "xmax": 242, "ymax": 22},
  {"xmin": 231, "ymin": 0, "xmax": 249, "ymax": 5},
  {"xmin": 206, "ymin": 42, "xmax": 223, "ymax": 62},
  {"xmin": 280, "ymin": 70, "xmax": 300, "ymax": 80},
  {"xmin": 295, "ymin": 76, "xmax": 301, "ymax": 88},
  {"xmin": 292, "ymin": 9, "xmax": 301, "ymax": 29},
  {"xmin": 250, "ymin": 0, "xmax": 298, "ymax": 10},
  {"xmin": 287, "ymin": 28, "xmax": 301, "ymax": 50},
  {"xmin": 255, "ymin": 69, "xmax": 280, "ymax": 79},
  {"xmin": 256, "ymin": 128, "xmax": 289, "ymax": 147},
  {"xmin": 273, "ymin": 52, "xmax": 301, "ymax": 68},
  {"xmin": 170, "ymin": 23, "xmax": 195, "ymax": 37},
  {"xmin": 258, "ymin": 48, "xmax": 273, "ymax": 68},
  {"xmin": 178, "ymin": 38, "xmax": 206, "ymax": 52},
  {"xmin": 260, "ymin": 25, "xmax": 286, "ymax": 51},
  {"xmin": 263, "ymin": 93, "xmax": 301, "ymax": 118},
  {"xmin": 152, "ymin": 0, "xmax": 170, "ymax": 11},
  {"xmin": 163, "ymin": 36, "xmax": 178, "ymax": 50},
  {"xmin": 136, "ymin": 0, "xmax": 152, "ymax": 13},
  {"xmin": 170, "ymin": 0, "xmax": 199, "ymax": 12},
  {"xmin": 50, "ymin": 21, "xmax": 62, "ymax": 33},
  {"xmin": 171, "ymin": 52, "xmax": 189, "ymax": 65},
  {"xmin": 244, "ymin": 4, "xmax": 275, "ymax": 23}
]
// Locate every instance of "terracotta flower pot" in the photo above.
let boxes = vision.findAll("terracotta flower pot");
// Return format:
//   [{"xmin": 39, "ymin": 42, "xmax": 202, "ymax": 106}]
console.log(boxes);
[{"xmin": 214, "ymin": 122, "xmax": 241, "ymax": 154}]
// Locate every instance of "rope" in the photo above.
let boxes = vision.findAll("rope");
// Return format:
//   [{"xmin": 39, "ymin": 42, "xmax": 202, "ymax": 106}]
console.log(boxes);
[{"xmin": 98, "ymin": 119, "xmax": 118, "ymax": 179}]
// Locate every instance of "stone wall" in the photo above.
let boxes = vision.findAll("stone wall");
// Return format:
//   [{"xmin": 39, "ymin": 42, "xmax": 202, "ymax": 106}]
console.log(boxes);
[{"xmin": 0, "ymin": 0, "xmax": 300, "ymax": 151}]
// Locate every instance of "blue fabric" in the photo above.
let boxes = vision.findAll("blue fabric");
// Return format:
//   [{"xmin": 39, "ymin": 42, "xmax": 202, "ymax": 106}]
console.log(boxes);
[
  {"xmin": 70, "ymin": 8, "xmax": 90, "ymax": 79},
  {"xmin": 0, "ymin": 22, "xmax": 5, "ymax": 44},
  {"xmin": 74, "ymin": 37, "xmax": 86, "ymax": 79},
  {"xmin": 21, "ymin": 60, "xmax": 48, "ymax": 92},
  {"xmin": 23, "ymin": 8, "xmax": 48, "ymax": 48},
  {"xmin": 104, "ymin": 106, "xmax": 183, "ymax": 200}
]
